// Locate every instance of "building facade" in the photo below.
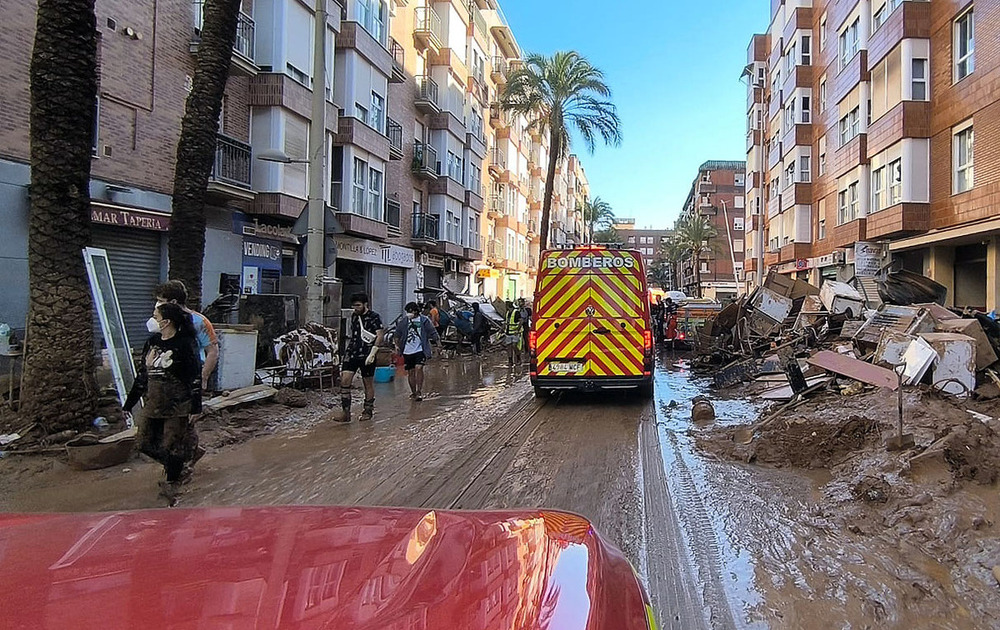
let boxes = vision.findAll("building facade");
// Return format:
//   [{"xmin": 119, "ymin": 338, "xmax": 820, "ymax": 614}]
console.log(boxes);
[
  {"xmin": 613, "ymin": 219, "xmax": 675, "ymax": 276},
  {"xmin": 679, "ymin": 161, "xmax": 746, "ymax": 301},
  {"xmin": 747, "ymin": 0, "xmax": 1000, "ymax": 312}
]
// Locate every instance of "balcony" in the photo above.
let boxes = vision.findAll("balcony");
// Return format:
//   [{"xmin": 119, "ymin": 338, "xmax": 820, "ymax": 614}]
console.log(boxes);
[
  {"xmin": 491, "ymin": 55, "xmax": 509, "ymax": 84},
  {"xmin": 207, "ymin": 134, "xmax": 254, "ymax": 201},
  {"xmin": 869, "ymin": 0, "xmax": 932, "ymax": 66},
  {"xmin": 866, "ymin": 203, "xmax": 930, "ymax": 240},
  {"xmin": 781, "ymin": 124, "xmax": 812, "ymax": 157},
  {"xmin": 429, "ymin": 175, "xmax": 465, "ymax": 201},
  {"xmin": 782, "ymin": 64, "xmax": 813, "ymax": 95},
  {"xmin": 465, "ymin": 233, "xmax": 482, "ymax": 260},
  {"xmin": 466, "ymin": 130, "xmax": 487, "ymax": 158},
  {"xmin": 867, "ymin": 101, "xmax": 931, "ymax": 158},
  {"xmin": 832, "ymin": 133, "xmax": 867, "ymax": 178},
  {"xmin": 488, "ymin": 193, "xmax": 507, "ymax": 219},
  {"xmin": 337, "ymin": 210, "xmax": 388, "ymax": 241},
  {"xmin": 778, "ymin": 242, "xmax": 810, "ymax": 264},
  {"xmin": 411, "ymin": 141, "xmax": 438, "ymax": 180},
  {"xmin": 465, "ymin": 189, "xmax": 484, "ymax": 212},
  {"xmin": 780, "ymin": 182, "xmax": 812, "ymax": 212},
  {"xmin": 486, "ymin": 239, "xmax": 504, "ymax": 263},
  {"xmin": 191, "ymin": 2, "xmax": 257, "ymax": 74},
  {"xmin": 386, "ymin": 117, "xmax": 403, "ymax": 160},
  {"xmin": 411, "ymin": 213, "xmax": 440, "ymax": 246},
  {"xmin": 829, "ymin": 218, "xmax": 866, "ymax": 248},
  {"xmin": 414, "ymin": 7, "xmax": 443, "ymax": 53},
  {"xmin": 489, "ymin": 102, "xmax": 510, "ymax": 130},
  {"xmin": 415, "ymin": 75, "xmax": 440, "ymax": 114},
  {"xmin": 489, "ymin": 147, "xmax": 507, "ymax": 178},
  {"xmin": 389, "ymin": 38, "xmax": 405, "ymax": 83},
  {"xmin": 767, "ymin": 140, "xmax": 782, "ymax": 170}
]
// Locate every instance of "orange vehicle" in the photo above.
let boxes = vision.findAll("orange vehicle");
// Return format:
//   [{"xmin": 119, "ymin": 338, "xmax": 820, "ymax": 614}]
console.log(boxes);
[{"xmin": 529, "ymin": 245, "xmax": 654, "ymax": 398}]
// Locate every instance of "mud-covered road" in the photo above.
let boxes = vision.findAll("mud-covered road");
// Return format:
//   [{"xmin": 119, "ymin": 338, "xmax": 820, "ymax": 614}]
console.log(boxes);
[{"xmin": 3, "ymin": 352, "xmax": 997, "ymax": 629}]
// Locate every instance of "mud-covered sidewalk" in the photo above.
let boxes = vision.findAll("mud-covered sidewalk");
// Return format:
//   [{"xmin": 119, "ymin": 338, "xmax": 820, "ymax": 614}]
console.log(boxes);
[{"xmin": 696, "ymin": 382, "xmax": 1000, "ymax": 628}]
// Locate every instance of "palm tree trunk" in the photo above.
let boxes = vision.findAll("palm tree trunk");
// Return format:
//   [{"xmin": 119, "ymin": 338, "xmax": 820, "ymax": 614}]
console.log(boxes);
[
  {"xmin": 168, "ymin": 0, "xmax": 242, "ymax": 309},
  {"xmin": 540, "ymin": 126, "xmax": 561, "ymax": 251},
  {"xmin": 21, "ymin": 0, "xmax": 100, "ymax": 432},
  {"xmin": 694, "ymin": 249, "xmax": 702, "ymax": 298}
]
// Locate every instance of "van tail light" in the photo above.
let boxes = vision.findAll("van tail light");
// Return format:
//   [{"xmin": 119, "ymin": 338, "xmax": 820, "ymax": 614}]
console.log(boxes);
[
  {"xmin": 643, "ymin": 330, "xmax": 652, "ymax": 351},
  {"xmin": 678, "ymin": 331, "xmax": 686, "ymax": 340},
  {"xmin": 529, "ymin": 331, "xmax": 537, "ymax": 352}
]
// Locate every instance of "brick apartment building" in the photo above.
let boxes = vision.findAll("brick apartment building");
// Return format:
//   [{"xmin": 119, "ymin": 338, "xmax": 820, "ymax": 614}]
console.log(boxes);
[
  {"xmin": 679, "ymin": 161, "xmax": 747, "ymax": 301},
  {"xmin": 747, "ymin": 0, "xmax": 1000, "ymax": 311},
  {"xmin": 612, "ymin": 218, "xmax": 675, "ymax": 285},
  {"xmin": 0, "ymin": 0, "xmax": 588, "ymax": 342}
]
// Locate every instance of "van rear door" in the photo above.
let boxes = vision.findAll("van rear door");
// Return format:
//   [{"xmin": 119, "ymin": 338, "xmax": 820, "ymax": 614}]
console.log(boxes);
[
  {"xmin": 535, "ymin": 260, "xmax": 591, "ymax": 377},
  {"xmin": 586, "ymin": 254, "xmax": 647, "ymax": 378}
]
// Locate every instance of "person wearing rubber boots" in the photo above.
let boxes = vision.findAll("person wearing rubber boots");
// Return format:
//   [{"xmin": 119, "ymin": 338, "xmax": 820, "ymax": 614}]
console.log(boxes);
[{"xmin": 338, "ymin": 293, "xmax": 384, "ymax": 422}]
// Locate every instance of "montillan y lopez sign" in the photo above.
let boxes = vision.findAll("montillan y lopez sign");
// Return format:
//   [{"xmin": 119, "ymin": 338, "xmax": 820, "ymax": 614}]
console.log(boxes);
[{"xmin": 334, "ymin": 236, "xmax": 415, "ymax": 268}]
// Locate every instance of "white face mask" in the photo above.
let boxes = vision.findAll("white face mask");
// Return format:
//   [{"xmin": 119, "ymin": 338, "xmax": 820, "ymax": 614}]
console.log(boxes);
[{"xmin": 146, "ymin": 317, "xmax": 161, "ymax": 334}]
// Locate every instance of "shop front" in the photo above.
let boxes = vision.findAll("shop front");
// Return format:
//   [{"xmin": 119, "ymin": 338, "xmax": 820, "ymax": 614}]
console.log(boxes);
[
  {"xmin": 232, "ymin": 213, "xmax": 300, "ymax": 295},
  {"xmin": 332, "ymin": 235, "xmax": 417, "ymax": 319}
]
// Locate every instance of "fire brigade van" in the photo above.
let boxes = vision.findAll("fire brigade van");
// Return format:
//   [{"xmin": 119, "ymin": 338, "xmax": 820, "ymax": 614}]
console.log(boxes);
[{"xmin": 529, "ymin": 245, "xmax": 654, "ymax": 398}]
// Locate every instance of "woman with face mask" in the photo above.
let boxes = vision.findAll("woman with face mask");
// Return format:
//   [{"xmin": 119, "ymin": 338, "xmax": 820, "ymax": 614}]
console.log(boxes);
[{"xmin": 122, "ymin": 302, "xmax": 203, "ymax": 501}]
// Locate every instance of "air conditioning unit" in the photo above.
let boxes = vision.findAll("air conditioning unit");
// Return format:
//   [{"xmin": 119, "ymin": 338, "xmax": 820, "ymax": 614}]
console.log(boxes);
[{"xmin": 446, "ymin": 259, "xmax": 458, "ymax": 273}]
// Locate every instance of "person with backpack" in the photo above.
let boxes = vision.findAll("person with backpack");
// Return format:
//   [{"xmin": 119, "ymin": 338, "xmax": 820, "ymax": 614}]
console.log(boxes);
[{"xmin": 394, "ymin": 302, "xmax": 440, "ymax": 401}]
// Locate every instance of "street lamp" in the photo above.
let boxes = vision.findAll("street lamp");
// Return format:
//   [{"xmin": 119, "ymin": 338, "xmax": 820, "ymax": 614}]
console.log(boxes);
[{"xmin": 256, "ymin": 0, "xmax": 329, "ymax": 325}]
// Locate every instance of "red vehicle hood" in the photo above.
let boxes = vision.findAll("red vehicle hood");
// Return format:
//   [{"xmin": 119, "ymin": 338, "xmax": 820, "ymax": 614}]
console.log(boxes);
[{"xmin": 0, "ymin": 506, "xmax": 651, "ymax": 629}]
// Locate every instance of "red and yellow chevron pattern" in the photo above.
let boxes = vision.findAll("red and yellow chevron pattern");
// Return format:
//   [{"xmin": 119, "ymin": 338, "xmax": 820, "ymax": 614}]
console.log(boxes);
[{"xmin": 534, "ymin": 249, "xmax": 649, "ymax": 378}]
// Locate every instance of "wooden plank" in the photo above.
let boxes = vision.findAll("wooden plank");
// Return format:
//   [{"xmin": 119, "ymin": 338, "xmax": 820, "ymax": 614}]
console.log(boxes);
[
  {"xmin": 204, "ymin": 385, "xmax": 277, "ymax": 412},
  {"xmin": 759, "ymin": 376, "xmax": 833, "ymax": 401},
  {"xmin": 806, "ymin": 350, "xmax": 899, "ymax": 390}
]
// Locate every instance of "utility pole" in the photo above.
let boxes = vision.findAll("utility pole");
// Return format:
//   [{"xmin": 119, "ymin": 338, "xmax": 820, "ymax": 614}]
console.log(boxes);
[{"xmin": 305, "ymin": 0, "xmax": 329, "ymax": 324}]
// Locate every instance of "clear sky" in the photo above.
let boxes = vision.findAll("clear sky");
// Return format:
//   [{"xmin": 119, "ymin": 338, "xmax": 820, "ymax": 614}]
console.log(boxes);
[{"xmin": 498, "ymin": 0, "xmax": 768, "ymax": 229}]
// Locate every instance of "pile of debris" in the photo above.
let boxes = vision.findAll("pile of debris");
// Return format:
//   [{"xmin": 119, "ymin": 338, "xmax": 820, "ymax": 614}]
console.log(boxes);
[{"xmin": 695, "ymin": 269, "xmax": 1000, "ymax": 409}]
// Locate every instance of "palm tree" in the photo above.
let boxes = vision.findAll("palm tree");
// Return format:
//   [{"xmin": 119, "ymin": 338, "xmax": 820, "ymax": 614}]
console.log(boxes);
[
  {"xmin": 168, "ymin": 0, "xmax": 243, "ymax": 308},
  {"xmin": 675, "ymin": 215, "xmax": 718, "ymax": 298},
  {"xmin": 655, "ymin": 236, "xmax": 687, "ymax": 291},
  {"xmin": 581, "ymin": 196, "xmax": 614, "ymax": 244},
  {"xmin": 20, "ymin": 0, "xmax": 100, "ymax": 432},
  {"xmin": 501, "ymin": 51, "xmax": 622, "ymax": 250}
]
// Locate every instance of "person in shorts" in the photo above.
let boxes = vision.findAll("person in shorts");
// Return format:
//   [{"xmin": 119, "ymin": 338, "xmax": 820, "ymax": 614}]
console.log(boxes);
[
  {"xmin": 393, "ymin": 302, "xmax": 440, "ymax": 401},
  {"xmin": 339, "ymin": 293, "xmax": 384, "ymax": 422}
]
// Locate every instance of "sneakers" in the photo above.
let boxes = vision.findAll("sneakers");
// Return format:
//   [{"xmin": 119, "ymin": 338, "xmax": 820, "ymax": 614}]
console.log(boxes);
[{"xmin": 414, "ymin": 392, "xmax": 424, "ymax": 402}]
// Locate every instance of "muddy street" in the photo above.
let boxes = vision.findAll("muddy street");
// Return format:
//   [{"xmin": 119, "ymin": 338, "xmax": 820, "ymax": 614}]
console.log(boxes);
[{"xmin": 3, "ymin": 353, "xmax": 999, "ymax": 629}]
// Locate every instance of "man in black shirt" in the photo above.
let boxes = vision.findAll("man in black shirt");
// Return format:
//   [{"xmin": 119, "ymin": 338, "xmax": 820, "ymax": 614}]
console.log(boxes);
[{"xmin": 339, "ymin": 293, "xmax": 384, "ymax": 422}]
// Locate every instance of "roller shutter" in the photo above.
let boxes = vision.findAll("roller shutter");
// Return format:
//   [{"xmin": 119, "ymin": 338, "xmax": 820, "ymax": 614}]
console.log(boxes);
[
  {"xmin": 387, "ymin": 268, "xmax": 406, "ymax": 316},
  {"xmin": 91, "ymin": 226, "xmax": 164, "ymax": 351}
]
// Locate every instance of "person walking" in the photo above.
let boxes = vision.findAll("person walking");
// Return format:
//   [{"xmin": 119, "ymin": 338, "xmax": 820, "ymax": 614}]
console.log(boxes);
[
  {"xmin": 339, "ymin": 293, "xmax": 384, "ymax": 422},
  {"xmin": 503, "ymin": 300, "xmax": 523, "ymax": 365},
  {"xmin": 122, "ymin": 302, "xmax": 202, "ymax": 501},
  {"xmin": 394, "ymin": 302, "xmax": 440, "ymax": 401},
  {"xmin": 155, "ymin": 280, "xmax": 218, "ymax": 393},
  {"xmin": 470, "ymin": 302, "xmax": 489, "ymax": 355}
]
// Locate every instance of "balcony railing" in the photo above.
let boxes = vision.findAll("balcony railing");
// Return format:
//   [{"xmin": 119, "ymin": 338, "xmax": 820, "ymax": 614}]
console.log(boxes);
[
  {"xmin": 490, "ymin": 147, "xmax": 506, "ymax": 171},
  {"xmin": 412, "ymin": 213, "xmax": 439, "ymax": 241},
  {"xmin": 414, "ymin": 7, "xmax": 443, "ymax": 48},
  {"xmin": 415, "ymin": 75, "xmax": 439, "ymax": 109},
  {"xmin": 487, "ymin": 239, "xmax": 504, "ymax": 260},
  {"xmin": 412, "ymin": 140, "xmax": 438, "ymax": 177},
  {"xmin": 211, "ymin": 133, "xmax": 252, "ymax": 188},
  {"xmin": 193, "ymin": 1, "xmax": 255, "ymax": 62},
  {"xmin": 491, "ymin": 56, "xmax": 509, "ymax": 82},
  {"xmin": 389, "ymin": 37, "xmax": 405, "ymax": 80},
  {"xmin": 386, "ymin": 117, "xmax": 403, "ymax": 156},
  {"xmin": 489, "ymin": 194, "xmax": 507, "ymax": 215}
]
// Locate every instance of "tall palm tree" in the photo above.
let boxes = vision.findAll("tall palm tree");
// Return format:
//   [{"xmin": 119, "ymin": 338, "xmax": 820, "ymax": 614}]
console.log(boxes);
[
  {"xmin": 168, "ymin": 0, "xmax": 243, "ymax": 308},
  {"xmin": 581, "ymin": 196, "xmax": 614, "ymax": 244},
  {"xmin": 675, "ymin": 215, "xmax": 718, "ymax": 298},
  {"xmin": 657, "ymin": 236, "xmax": 687, "ymax": 291},
  {"xmin": 20, "ymin": 0, "xmax": 100, "ymax": 432},
  {"xmin": 501, "ymin": 51, "xmax": 622, "ymax": 250}
]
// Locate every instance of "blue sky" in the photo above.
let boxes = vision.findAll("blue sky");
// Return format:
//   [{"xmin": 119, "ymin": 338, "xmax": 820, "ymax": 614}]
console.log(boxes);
[{"xmin": 499, "ymin": 0, "xmax": 768, "ymax": 229}]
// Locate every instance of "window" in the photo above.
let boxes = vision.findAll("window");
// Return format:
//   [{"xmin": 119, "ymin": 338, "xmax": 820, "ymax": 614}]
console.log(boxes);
[
  {"xmin": 785, "ymin": 42, "xmax": 797, "ymax": 73},
  {"xmin": 872, "ymin": 166, "xmax": 885, "ymax": 212},
  {"xmin": 838, "ymin": 181, "xmax": 859, "ymax": 224},
  {"xmin": 912, "ymin": 58, "xmax": 928, "ymax": 100},
  {"xmin": 819, "ymin": 218, "xmax": 826, "ymax": 240},
  {"xmin": 955, "ymin": 9, "xmax": 975, "ymax": 81},
  {"xmin": 734, "ymin": 217, "xmax": 744, "ymax": 231},
  {"xmin": 358, "ymin": 0, "xmax": 387, "ymax": 44},
  {"xmin": 352, "ymin": 158, "xmax": 367, "ymax": 215},
  {"xmin": 469, "ymin": 163, "xmax": 482, "ymax": 194},
  {"xmin": 839, "ymin": 107, "xmax": 860, "ymax": 146},
  {"xmin": 820, "ymin": 78, "xmax": 827, "ymax": 113},
  {"xmin": 785, "ymin": 101, "xmax": 795, "ymax": 128},
  {"xmin": 370, "ymin": 92, "xmax": 384, "ymax": 133},
  {"xmin": 799, "ymin": 156, "xmax": 811, "ymax": 182},
  {"xmin": 954, "ymin": 124, "xmax": 974, "ymax": 193},
  {"xmin": 888, "ymin": 158, "xmax": 902, "ymax": 205},
  {"xmin": 784, "ymin": 161, "xmax": 795, "ymax": 188},
  {"xmin": 735, "ymin": 173, "xmax": 745, "ymax": 186},
  {"xmin": 355, "ymin": 103, "xmax": 369, "ymax": 126},
  {"xmin": 801, "ymin": 35, "xmax": 811, "ymax": 66},
  {"xmin": 801, "ymin": 96, "xmax": 811, "ymax": 123},
  {"xmin": 447, "ymin": 151, "xmax": 462, "ymax": 181},
  {"xmin": 818, "ymin": 135, "xmax": 827, "ymax": 175},
  {"xmin": 368, "ymin": 167, "xmax": 382, "ymax": 220},
  {"xmin": 873, "ymin": 2, "xmax": 888, "ymax": 31},
  {"xmin": 839, "ymin": 17, "xmax": 860, "ymax": 70},
  {"xmin": 820, "ymin": 15, "xmax": 828, "ymax": 50}
]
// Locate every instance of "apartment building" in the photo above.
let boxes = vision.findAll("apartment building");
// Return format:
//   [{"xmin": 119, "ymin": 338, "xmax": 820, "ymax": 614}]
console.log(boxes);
[
  {"xmin": 747, "ymin": 0, "xmax": 1000, "ymax": 311},
  {"xmin": 613, "ymin": 218, "xmax": 674, "ymax": 277},
  {"xmin": 679, "ymin": 161, "xmax": 746, "ymax": 302},
  {"xmin": 0, "ymin": 0, "xmax": 262, "ymax": 343}
]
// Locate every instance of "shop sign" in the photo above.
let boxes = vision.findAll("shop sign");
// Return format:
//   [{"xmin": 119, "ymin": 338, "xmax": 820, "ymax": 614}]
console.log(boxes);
[
  {"xmin": 814, "ymin": 253, "xmax": 836, "ymax": 268},
  {"xmin": 459, "ymin": 262, "xmax": 475, "ymax": 275},
  {"xmin": 242, "ymin": 236, "xmax": 282, "ymax": 265},
  {"xmin": 854, "ymin": 241, "xmax": 882, "ymax": 277},
  {"xmin": 477, "ymin": 269, "xmax": 501, "ymax": 279},
  {"xmin": 91, "ymin": 205, "xmax": 170, "ymax": 231},
  {"xmin": 235, "ymin": 215, "xmax": 299, "ymax": 244},
  {"xmin": 333, "ymin": 236, "xmax": 415, "ymax": 268},
  {"xmin": 795, "ymin": 258, "xmax": 810, "ymax": 271}
]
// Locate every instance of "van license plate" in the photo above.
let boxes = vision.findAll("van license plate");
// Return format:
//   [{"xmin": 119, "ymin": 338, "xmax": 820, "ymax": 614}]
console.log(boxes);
[{"xmin": 550, "ymin": 361, "xmax": 583, "ymax": 373}]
